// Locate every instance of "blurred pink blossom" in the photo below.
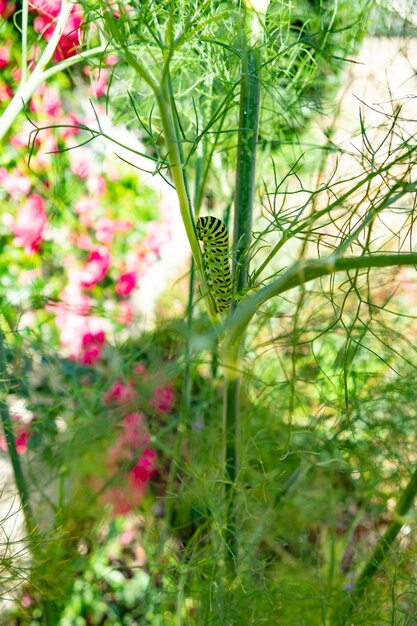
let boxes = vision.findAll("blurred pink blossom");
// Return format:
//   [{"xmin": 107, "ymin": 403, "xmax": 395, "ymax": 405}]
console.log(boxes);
[
  {"xmin": 11, "ymin": 194, "xmax": 47, "ymax": 253},
  {"xmin": 59, "ymin": 278, "xmax": 92, "ymax": 314},
  {"xmin": 129, "ymin": 448, "xmax": 157, "ymax": 489},
  {"xmin": 0, "ymin": 0, "xmax": 16, "ymax": 18},
  {"xmin": 117, "ymin": 300, "xmax": 134, "ymax": 325},
  {"xmin": 149, "ymin": 385, "xmax": 174, "ymax": 414},
  {"xmin": 29, "ymin": 0, "xmax": 61, "ymax": 15},
  {"xmin": 21, "ymin": 595, "xmax": 32, "ymax": 609},
  {"xmin": 54, "ymin": 310, "xmax": 107, "ymax": 364},
  {"xmin": 101, "ymin": 413, "xmax": 156, "ymax": 514},
  {"xmin": 0, "ymin": 81, "xmax": 13, "ymax": 102},
  {"xmin": 10, "ymin": 121, "xmax": 40, "ymax": 149},
  {"xmin": 0, "ymin": 46, "xmax": 10, "ymax": 68},
  {"xmin": 72, "ymin": 233, "xmax": 93, "ymax": 250},
  {"xmin": 95, "ymin": 216, "xmax": 117, "ymax": 243},
  {"xmin": 103, "ymin": 380, "xmax": 137, "ymax": 406},
  {"xmin": 0, "ymin": 419, "xmax": 30, "ymax": 455},
  {"xmin": 70, "ymin": 147, "xmax": 94, "ymax": 179},
  {"xmin": 73, "ymin": 196, "xmax": 99, "ymax": 228},
  {"xmin": 74, "ymin": 197, "xmax": 99, "ymax": 215},
  {"xmin": 0, "ymin": 168, "xmax": 31, "ymax": 198},
  {"xmin": 18, "ymin": 268, "xmax": 41, "ymax": 287},
  {"xmin": 32, "ymin": 86, "xmax": 62, "ymax": 118},
  {"xmin": 61, "ymin": 113, "xmax": 81, "ymax": 138},
  {"xmin": 80, "ymin": 247, "xmax": 110, "ymax": 288},
  {"xmin": 28, "ymin": 45, "xmax": 42, "ymax": 69},
  {"xmin": 11, "ymin": 67, "xmax": 22, "ymax": 83},
  {"xmin": 105, "ymin": 54, "xmax": 118, "ymax": 66},
  {"xmin": 133, "ymin": 362, "xmax": 146, "ymax": 375},
  {"xmin": 87, "ymin": 175, "xmax": 106, "ymax": 196},
  {"xmin": 88, "ymin": 68, "xmax": 109, "ymax": 98},
  {"xmin": 31, "ymin": 1, "xmax": 83, "ymax": 61},
  {"xmin": 79, "ymin": 330, "xmax": 105, "ymax": 364},
  {"xmin": 34, "ymin": 132, "xmax": 59, "ymax": 170},
  {"xmin": 115, "ymin": 271, "xmax": 136, "ymax": 296},
  {"xmin": 114, "ymin": 219, "xmax": 133, "ymax": 233}
]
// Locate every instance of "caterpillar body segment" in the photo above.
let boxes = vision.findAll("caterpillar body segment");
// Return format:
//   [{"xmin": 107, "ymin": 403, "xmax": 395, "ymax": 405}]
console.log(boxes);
[{"xmin": 196, "ymin": 216, "xmax": 232, "ymax": 314}]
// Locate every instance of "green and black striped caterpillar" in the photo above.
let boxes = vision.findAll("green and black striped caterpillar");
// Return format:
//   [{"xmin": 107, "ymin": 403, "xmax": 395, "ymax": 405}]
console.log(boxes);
[{"xmin": 196, "ymin": 216, "xmax": 232, "ymax": 314}]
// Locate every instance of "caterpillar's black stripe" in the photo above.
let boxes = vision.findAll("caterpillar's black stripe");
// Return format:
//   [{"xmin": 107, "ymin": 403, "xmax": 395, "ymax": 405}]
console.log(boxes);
[{"xmin": 196, "ymin": 216, "xmax": 232, "ymax": 314}]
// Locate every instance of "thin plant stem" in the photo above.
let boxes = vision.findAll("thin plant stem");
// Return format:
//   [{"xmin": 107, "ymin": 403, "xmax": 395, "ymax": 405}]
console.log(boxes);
[
  {"xmin": 222, "ymin": 42, "xmax": 261, "ymax": 575},
  {"xmin": 156, "ymin": 85, "xmax": 218, "ymax": 321},
  {"xmin": 222, "ymin": 252, "xmax": 417, "ymax": 373},
  {"xmin": 348, "ymin": 463, "xmax": 417, "ymax": 605},
  {"xmin": 232, "ymin": 46, "xmax": 261, "ymax": 295},
  {"xmin": 0, "ymin": 44, "xmax": 109, "ymax": 142},
  {"xmin": 0, "ymin": 330, "xmax": 36, "ymax": 538},
  {"xmin": 223, "ymin": 376, "xmax": 240, "ymax": 573}
]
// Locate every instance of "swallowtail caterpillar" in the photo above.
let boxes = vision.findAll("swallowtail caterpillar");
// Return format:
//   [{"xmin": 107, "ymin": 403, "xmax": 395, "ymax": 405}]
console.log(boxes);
[{"xmin": 195, "ymin": 216, "xmax": 232, "ymax": 314}]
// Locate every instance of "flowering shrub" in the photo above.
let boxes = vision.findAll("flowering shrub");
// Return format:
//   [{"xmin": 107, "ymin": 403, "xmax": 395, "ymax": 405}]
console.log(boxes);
[{"xmin": 0, "ymin": 0, "xmax": 177, "ymax": 535}]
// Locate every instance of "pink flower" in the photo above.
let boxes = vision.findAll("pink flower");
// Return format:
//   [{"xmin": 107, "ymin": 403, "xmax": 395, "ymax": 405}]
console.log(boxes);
[
  {"xmin": 42, "ymin": 87, "xmax": 63, "ymax": 118},
  {"xmin": 11, "ymin": 194, "xmax": 47, "ymax": 253},
  {"xmin": 88, "ymin": 69, "xmax": 109, "ymax": 98},
  {"xmin": 87, "ymin": 175, "xmax": 106, "ymax": 196},
  {"xmin": 133, "ymin": 362, "xmax": 146, "ymax": 375},
  {"xmin": 107, "ymin": 413, "xmax": 150, "ymax": 465},
  {"xmin": 95, "ymin": 216, "xmax": 117, "ymax": 244},
  {"xmin": 54, "ymin": 310, "xmax": 108, "ymax": 362},
  {"xmin": 100, "ymin": 414, "xmax": 155, "ymax": 515},
  {"xmin": 80, "ymin": 247, "xmax": 110, "ymax": 288},
  {"xmin": 72, "ymin": 233, "xmax": 93, "ymax": 250},
  {"xmin": 121, "ymin": 413, "xmax": 150, "ymax": 449},
  {"xmin": 74, "ymin": 197, "xmax": 99, "ymax": 215},
  {"xmin": 0, "ymin": 420, "xmax": 30, "ymax": 455},
  {"xmin": 0, "ymin": 0, "xmax": 16, "ymax": 18},
  {"xmin": 34, "ymin": 132, "xmax": 59, "ymax": 171},
  {"xmin": 61, "ymin": 113, "xmax": 81, "ymax": 138},
  {"xmin": 149, "ymin": 385, "xmax": 174, "ymax": 414},
  {"xmin": 117, "ymin": 300, "xmax": 134, "ymax": 325},
  {"xmin": 73, "ymin": 196, "xmax": 99, "ymax": 228},
  {"xmin": 129, "ymin": 448, "xmax": 157, "ymax": 488},
  {"xmin": 59, "ymin": 279, "xmax": 92, "ymax": 314},
  {"xmin": 70, "ymin": 147, "xmax": 94, "ymax": 178},
  {"xmin": 0, "ymin": 46, "xmax": 10, "ymax": 68},
  {"xmin": 114, "ymin": 219, "xmax": 133, "ymax": 233},
  {"xmin": 115, "ymin": 272, "xmax": 136, "ymax": 296},
  {"xmin": 0, "ymin": 81, "xmax": 13, "ymax": 102},
  {"xmin": 10, "ymin": 121, "xmax": 40, "ymax": 149},
  {"xmin": 105, "ymin": 54, "xmax": 118, "ymax": 66},
  {"xmin": 0, "ymin": 168, "xmax": 31, "ymax": 198},
  {"xmin": 103, "ymin": 380, "xmax": 137, "ymax": 405},
  {"xmin": 55, "ymin": 10, "xmax": 83, "ymax": 60},
  {"xmin": 31, "ymin": 1, "xmax": 83, "ymax": 60},
  {"xmin": 12, "ymin": 67, "xmax": 22, "ymax": 83},
  {"xmin": 28, "ymin": 45, "xmax": 42, "ymax": 69},
  {"xmin": 79, "ymin": 330, "xmax": 105, "ymax": 364},
  {"xmin": 29, "ymin": 0, "xmax": 61, "ymax": 16}
]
